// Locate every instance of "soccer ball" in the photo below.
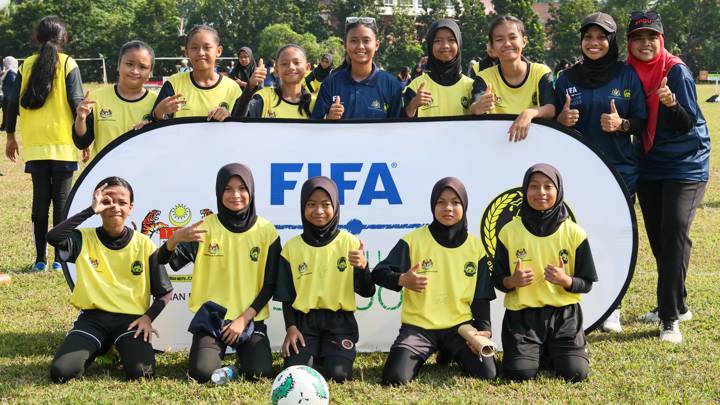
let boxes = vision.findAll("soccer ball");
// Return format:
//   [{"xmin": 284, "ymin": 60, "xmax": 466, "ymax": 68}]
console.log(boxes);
[{"xmin": 271, "ymin": 365, "xmax": 329, "ymax": 405}]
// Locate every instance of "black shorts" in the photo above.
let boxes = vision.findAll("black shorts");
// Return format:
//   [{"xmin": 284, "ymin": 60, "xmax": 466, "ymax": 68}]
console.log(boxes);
[
  {"xmin": 67, "ymin": 309, "xmax": 148, "ymax": 353},
  {"xmin": 501, "ymin": 303, "xmax": 588, "ymax": 365},
  {"xmin": 390, "ymin": 323, "xmax": 469, "ymax": 362},
  {"xmin": 294, "ymin": 309, "xmax": 358, "ymax": 361}
]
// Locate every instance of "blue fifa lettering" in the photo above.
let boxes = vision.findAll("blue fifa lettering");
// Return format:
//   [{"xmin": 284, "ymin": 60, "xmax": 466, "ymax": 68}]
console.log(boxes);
[
  {"xmin": 271, "ymin": 163, "xmax": 303, "ymax": 205},
  {"xmin": 330, "ymin": 163, "xmax": 362, "ymax": 204},
  {"xmin": 358, "ymin": 163, "xmax": 402, "ymax": 205}
]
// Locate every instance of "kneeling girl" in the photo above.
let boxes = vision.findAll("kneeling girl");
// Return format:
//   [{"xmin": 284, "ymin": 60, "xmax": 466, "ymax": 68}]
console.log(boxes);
[
  {"xmin": 47, "ymin": 177, "xmax": 173, "ymax": 382},
  {"xmin": 372, "ymin": 177, "xmax": 497, "ymax": 385},
  {"xmin": 160, "ymin": 163, "xmax": 281, "ymax": 382},
  {"xmin": 493, "ymin": 164, "xmax": 597, "ymax": 382},
  {"xmin": 274, "ymin": 177, "xmax": 375, "ymax": 382}
]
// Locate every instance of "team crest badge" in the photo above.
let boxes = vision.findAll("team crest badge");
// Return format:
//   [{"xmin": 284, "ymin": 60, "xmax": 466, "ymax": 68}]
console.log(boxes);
[
  {"xmin": 250, "ymin": 246, "xmax": 260, "ymax": 262},
  {"xmin": 461, "ymin": 96, "xmax": 469, "ymax": 109},
  {"xmin": 219, "ymin": 102, "xmax": 230, "ymax": 110},
  {"xmin": 611, "ymin": 88, "xmax": 621, "ymax": 97},
  {"xmin": 298, "ymin": 262, "xmax": 308, "ymax": 274},
  {"xmin": 207, "ymin": 242, "xmax": 221, "ymax": 256},
  {"xmin": 480, "ymin": 188, "xmax": 575, "ymax": 270},
  {"xmin": 168, "ymin": 204, "xmax": 192, "ymax": 227},
  {"xmin": 421, "ymin": 259, "xmax": 433, "ymax": 271},
  {"xmin": 99, "ymin": 108, "xmax": 112, "ymax": 118},
  {"xmin": 623, "ymin": 89, "xmax": 632, "ymax": 99},
  {"xmin": 464, "ymin": 261, "xmax": 477, "ymax": 277},
  {"xmin": 559, "ymin": 249, "xmax": 570, "ymax": 264},
  {"xmin": 516, "ymin": 248, "xmax": 527, "ymax": 260},
  {"xmin": 370, "ymin": 100, "xmax": 382, "ymax": 110},
  {"xmin": 89, "ymin": 257, "xmax": 99, "ymax": 269},
  {"xmin": 531, "ymin": 92, "xmax": 538, "ymax": 106},
  {"xmin": 341, "ymin": 339, "xmax": 354, "ymax": 350},
  {"xmin": 337, "ymin": 257, "xmax": 348, "ymax": 272},
  {"xmin": 130, "ymin": 260, "xmax": 143, "ymax": 276}
]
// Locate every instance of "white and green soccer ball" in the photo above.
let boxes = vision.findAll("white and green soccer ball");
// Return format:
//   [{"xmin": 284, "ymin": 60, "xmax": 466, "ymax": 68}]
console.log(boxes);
[{"xmin": 271, "ymin": 365, "xmax": 329, "ymax": 405}]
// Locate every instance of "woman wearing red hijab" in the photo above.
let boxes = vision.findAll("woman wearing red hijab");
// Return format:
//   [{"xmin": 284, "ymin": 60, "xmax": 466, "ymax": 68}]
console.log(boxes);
[{"xmin": 626, "ymin": 11, "xmax": 710, "ymax": 344}]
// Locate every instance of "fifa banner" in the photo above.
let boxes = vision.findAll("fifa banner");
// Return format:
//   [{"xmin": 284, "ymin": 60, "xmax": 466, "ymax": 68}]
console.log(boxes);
[{"xmin": 63, "ymin": 116, "xmax": 636, "ymax": 352}]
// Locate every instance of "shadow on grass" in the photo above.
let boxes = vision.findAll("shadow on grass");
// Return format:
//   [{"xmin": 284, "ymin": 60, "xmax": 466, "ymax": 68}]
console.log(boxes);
[
  {"xmin": 586, "ymin": 329, "xmax": 657, "ymax": 343},
  {"xmin": 0, "ymin": 331, "xmax": 67, "ymax": 358}
]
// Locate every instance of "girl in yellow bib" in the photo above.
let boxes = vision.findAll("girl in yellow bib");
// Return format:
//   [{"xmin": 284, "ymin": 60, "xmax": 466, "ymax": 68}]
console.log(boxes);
[
  {"xmin": 373, "ymin": 177, "xmax": 497, "ymax": 385},
  {"xmin": 151, "ymin": 25, "xmax": 240, "ymax": 122},
  {"xmin": 274, "ymin": 177, "xmax": 375, "ymax": 382},
  {"xmin": 470, "ymin": 15, "xmax": 556, "ymax": 142},
  {"xmin": 4, "ymin": 16, "xmax": 84, "ymax": 272},
  {"xmin": 492, "ymin": 164, "xmax": 597, "ymax": 382},
  {"xmin": 233, "ymin": 45, "xmax": 316, "ymax": 119},
  {"xmin": 159, "ymin": 163, "xmax": 280, "ymax": 382},
  {"xmin": 73, "ymin": 40, "xmax": 157, "ymax": 160},
  {"xmin": 404, "ymin": 19, "xmax": 476, "ymax": 118},
  {"xmin": 46, "ymin": 177, "xmax": 173, "ymax": 382}
]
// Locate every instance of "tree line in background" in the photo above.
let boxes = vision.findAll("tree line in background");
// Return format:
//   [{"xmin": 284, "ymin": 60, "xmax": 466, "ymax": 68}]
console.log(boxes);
[{"xmin": 0, "ymin": 0, "xmax": 718, "ymax": 82}]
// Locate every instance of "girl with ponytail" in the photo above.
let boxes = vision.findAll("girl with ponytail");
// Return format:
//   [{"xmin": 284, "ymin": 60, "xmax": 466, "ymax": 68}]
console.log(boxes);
[{"xmin": 4, "ymin": 15, "xmax": 84, "ymax": 272}]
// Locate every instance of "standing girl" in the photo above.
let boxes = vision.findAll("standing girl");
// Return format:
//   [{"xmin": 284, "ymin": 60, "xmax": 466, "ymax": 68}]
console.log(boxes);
[
  {"xmin": 404, "ymin": 19, "xmax": 475, "ymax": 118},
  {"xmin": 372, "ymin": 177, "xmax": 496, "ymax": 385},
  {"xmin": 626, "ymin": 12, "xmax": 710, "ymax": 344},
  {"xmin": 493, "ymin": 164, "xmax": 597, "ymax": 381},
  {"xmin": 305, "ymin": 53, "xmax": 333, "ymax": 94},
  {"xmin": 73, "ymin": 40, "xmax": 157, "ymax": 160},
  {"xmin": 4, "ymin": 15, "xmax": 84, "ymax": 271},
  {"xmin": 159, "ymin": 163, "xmax": 280, "ymax": 382},
  {"xmin": 1, "ymin": 56, "xmax": 19, "ymax": 132},
  {"xmin": 274, "ymin": 177, "xmax": 375, "ymax": 382},
  {"xmin": 46, "ymin": 177, "xmax": 173, "ymax": 382},
  {"xmin": 152, "ymin": 25, "xmax": 240, "ymax": 122},
  {"xmin": 554, "ymin": 13, "xmax": 647, "ymax": 333},
  {"xmin": 470, "ymin": 15, "xmax": 556, "ymax": 142},
  {"xmin": 233, "ymin": 45, "xmax": 315, "ymax": 119},
  {"xmin": 311, "ymin": 17, "xmax": 402, "ymax": 120},
  {"xmin": 228, "ymin": 47, "xmax": 258, "ymax": 90}
]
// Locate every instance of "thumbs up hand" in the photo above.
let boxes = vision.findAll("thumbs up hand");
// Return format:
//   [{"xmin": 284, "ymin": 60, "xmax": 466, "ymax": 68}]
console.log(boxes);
[
  {"xmin": 544, "ymin": 255, "xmax": 572, "ymax": 288},
  {"xmin": 557, "ymin": 93, "xmax": 580, "ymax": 127},
  {"xmin": 600, "ymin": 99, "xmax": 623, "ymax": 133},
  {"xmin": 327, "ymin": 95, "xmax": 344, "ymax": 120},
  {"xmin": 348, "ymin": 240, "xmax": 368, "ymax": 269},
  {"xmin": 471, "ymin": 82, "xmax": 495, "ymax": 115},
  {"xmin": 249, "ymin": 58, "xmax": 267, "ymax": 90},
  {"xmin": 656, "ymin": 77, "xmax": 676, "ymax": 107},
  {"xmin": 503, "ymin": 258, "xmax": 535, "ymax": 289},
  {"xmin": 398, "ymin": 263, "xmax": 429, "ymax": 292}
]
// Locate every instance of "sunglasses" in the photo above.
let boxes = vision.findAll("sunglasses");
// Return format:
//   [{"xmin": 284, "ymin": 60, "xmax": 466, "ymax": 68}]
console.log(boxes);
[
  {"xmin": 630, "ymin": 11, "xmax": 660, "ymax": 21},
  {"xmin": 345, "ymin": 16, "xmax": 376, "ymax": 26}
]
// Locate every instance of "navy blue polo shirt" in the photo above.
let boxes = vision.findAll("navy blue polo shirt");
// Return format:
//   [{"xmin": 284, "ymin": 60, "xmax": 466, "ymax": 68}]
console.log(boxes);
[
  {"xmin": 555, "ymin": 64, "xmax": 647, "ymax": 193},
  {"xmin": 311, "ymin": 64, "xmax": 403, "ymax": 119},
  {"xmin": 638, "ymin": 64, "xmax": 710, "ymax": 182}
]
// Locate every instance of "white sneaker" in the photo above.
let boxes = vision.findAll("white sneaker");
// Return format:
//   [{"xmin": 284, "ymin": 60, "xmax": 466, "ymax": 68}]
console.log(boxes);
[
  {"xmin": 659, "ymin": 320, "xmax": 682, "ymax": 344},
  {"xmin": 639, "ymin": 307, "xmax": 692, "ymax": 323},
  {"xmin": 601, "ymin": 309, "xmax": 622, "ymax": 332}
]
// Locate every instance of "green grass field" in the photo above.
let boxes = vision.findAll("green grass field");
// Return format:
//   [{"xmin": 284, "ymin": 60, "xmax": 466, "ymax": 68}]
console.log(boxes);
[{"xmin": 1, "ymin": 84, "xmax": 718, "ymax": 404}]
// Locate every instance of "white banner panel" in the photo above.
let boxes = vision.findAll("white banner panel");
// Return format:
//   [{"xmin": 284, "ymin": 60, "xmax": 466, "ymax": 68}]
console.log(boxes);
[{"xmin": 63, "ymin": 117, "xmax": 636, "ymax": 352}]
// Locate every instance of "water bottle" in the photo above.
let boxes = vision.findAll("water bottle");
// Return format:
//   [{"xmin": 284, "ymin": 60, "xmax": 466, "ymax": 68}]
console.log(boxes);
[{"xmin": 210, "ymin": 365, "xmax": 238, "ymax": 385}]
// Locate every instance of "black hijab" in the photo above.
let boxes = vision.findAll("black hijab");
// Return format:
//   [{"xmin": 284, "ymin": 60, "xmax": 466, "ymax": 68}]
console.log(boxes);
[
  {"xmin": 564, "ymin": 18, "xmax": 623, "ymax": 89},
  {"xmin": 234, "ymin": 47, "xmax": 256, "ymax": 83},
  {"xmin": 312, "ymin": 53, "xmax": 334, "ymax": 82},
  {"xmin": 519, "ymin": 163, "xmax": 568, "ymax": 237},
  {"xmin": 215, "ymin": 163, "xmax": 257, "ymax": 233},
  {"xmin": 425, "ymin": 19, "xmax": 463, "ymax": 86},
  {"xmin": 428, "ymin": 177, "xmax": 468, "ymax": 248},
  {"xmin": 300, "ymin": 176, "xmax": 340, "ymax": 247}
]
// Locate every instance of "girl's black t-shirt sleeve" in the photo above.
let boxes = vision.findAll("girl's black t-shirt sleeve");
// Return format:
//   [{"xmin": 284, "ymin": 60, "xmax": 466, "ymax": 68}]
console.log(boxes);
[
  {"xmin": 305, "ymin": 72, "xmax": 316, "ymax": 92},
  {"xmin": 402, "ymin": 88, "xmax": 417, "ymax": 109},
  {"xmin": 249, "ymin": 237, "xmax": 282, "ymax": 312},
  {"xmin": 471, "ymin": 299, "xmax": 491, "ymax": 332},
  {"xmin": 46, "ymin": 207, "xmax": 95, "ymax": 260},
  {"xmin": 72, "ymin": 113, "xmax": 95, "ymax": 149},
  {"xmin": 353, "ymin": 264, "xmax": 376, "ymax": 298},
  {"xmin": 246, "ymin": 95, "xmax": 265, "ymax": 118},
  {"xmin": 4, "ymin": 71, "xmax": 21, "ymax": 132},
  {"xmin": 567, "ymin": 238, "xmax": 598, "ymax": 294},
  {"xmin": 65, "ymin": 66, "xmax": 84, "ymax": 112},
  {"xmin": 538, "ymin": 72, "xmax": 555, "ymax": 106},
  {"xmin": 151, "ymin": 81, "xmax": 176, "ymax": 119},
  {"xmin": 273, "ymin": 256, "xmax": 297, "ymax": 303},
  {"xmin": 371, "ymin": 240, "xmax": 411, "ymax": 292},
  {"xmin": 148, "ymin": 250, "xmax": 173, "ymax": 297},
  {"xmin": 282, "ymin": 301, "xmax": 298, "ymax": 329},
  {"xmin": 231, "ymin": 86, "xmax": 258, "ymax": 117},
  {"xmin": 665, "ymin": 103, "xmax": 694, "ymax": 132},
  {"xmin": 491, "ymin": 240, "xmax": 512, "ymax": 293},
  {"xmin": 471, "ymin": 77, "xmax": 488, "ymax": 102},
  {"xmin": 162, "ymin": 241, "xmax": 199, "ymax": 271}
]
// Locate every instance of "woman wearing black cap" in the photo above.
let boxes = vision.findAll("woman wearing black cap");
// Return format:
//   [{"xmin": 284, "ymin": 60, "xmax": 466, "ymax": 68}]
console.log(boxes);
[
  {"xmin": 404, "ymin": 19, "xmax": 477, "ymax": 118},
  {"xmin": 274, "ymin": 177, "xmax": 375, "ymax": 382},
  {"xmin": 626, "ymin": 11, "xmax": 710, "ymax": 344},
  {"xmin": 373, "ymin": 177, "xmax": 497, "ymax": 385},
  {"xmin": 554, "ymin": 12, "xmax": 647, "ymax": 333},
  {"xmin": 492, "ymin": 164, "xmax": 598, "ymax": 382},
  {"xmin": 159, "ymin": 163, "xmax": 281, "ymax": 382}
]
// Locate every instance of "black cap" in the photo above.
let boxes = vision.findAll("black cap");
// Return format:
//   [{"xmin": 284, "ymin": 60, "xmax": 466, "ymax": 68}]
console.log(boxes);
[
  {"xmin": 627, "ymin": 11, "xmax": 663, "ymax": 35},
  {"xmin": 581, "ymin": 12, "xmax": 617, "ymax": 33}
]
